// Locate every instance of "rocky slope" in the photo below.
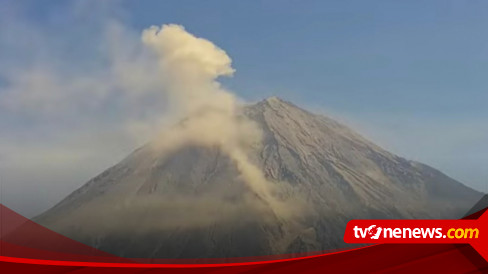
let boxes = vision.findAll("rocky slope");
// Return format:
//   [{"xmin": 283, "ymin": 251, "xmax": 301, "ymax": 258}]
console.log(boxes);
[{"xmin": 34, "ymin": 97, "xmax": 482, "ymax": 258}]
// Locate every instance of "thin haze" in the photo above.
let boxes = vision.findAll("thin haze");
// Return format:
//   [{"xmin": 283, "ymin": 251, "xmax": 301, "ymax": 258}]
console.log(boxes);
[{"xmin": 0, "ymin": 1, "xmax": 486, "ymax": 217}]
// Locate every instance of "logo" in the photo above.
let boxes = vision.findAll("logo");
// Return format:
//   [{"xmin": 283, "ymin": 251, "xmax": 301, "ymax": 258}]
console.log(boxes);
[
  {"xmin": 366, "ymin": 225, "xmax": 382, "ymax": 240},
  {"xmin": 343, "ymin": 215, "xmax": 488, "ymax": 261}
]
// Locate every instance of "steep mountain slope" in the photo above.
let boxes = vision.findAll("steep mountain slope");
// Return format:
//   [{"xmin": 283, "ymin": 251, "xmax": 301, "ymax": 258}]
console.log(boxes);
[{"xmin": 34, "ymin": 97, "xmax": 482, "ymax": 258}]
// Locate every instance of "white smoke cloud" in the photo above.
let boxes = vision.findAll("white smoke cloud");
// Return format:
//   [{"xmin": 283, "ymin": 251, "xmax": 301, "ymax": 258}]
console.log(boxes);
[{"xmin": 139, "ymin": 24, "xmax": 295, "ymax": 220}]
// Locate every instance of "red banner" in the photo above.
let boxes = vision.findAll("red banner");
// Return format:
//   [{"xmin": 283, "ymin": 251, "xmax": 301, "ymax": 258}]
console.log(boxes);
[{"xmin": 1, "ymin": 204, "xmax": 487, "ymax": 272}]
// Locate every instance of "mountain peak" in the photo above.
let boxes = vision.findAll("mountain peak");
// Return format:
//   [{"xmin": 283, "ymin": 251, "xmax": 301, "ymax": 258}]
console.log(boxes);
[
  {"xmin": 251, "ymin": 96, "xmax": 298, "ymax": 112},
  {"xmin": 254, "ymin": 96, "xmax": 290, "ymax": 107},
  {"xmin": 265, "ymin": 96, "xmax": 284, "ymax": 104}
]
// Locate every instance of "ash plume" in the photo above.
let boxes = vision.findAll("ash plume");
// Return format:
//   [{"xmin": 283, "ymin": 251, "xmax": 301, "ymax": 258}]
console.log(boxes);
[{"xmin": 140, "ymin": 24, "xmax": 298, "ymax": 220}]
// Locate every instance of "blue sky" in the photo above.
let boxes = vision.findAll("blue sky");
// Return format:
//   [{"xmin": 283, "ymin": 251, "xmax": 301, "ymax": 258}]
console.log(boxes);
[{"xmin": 1, "ymin": 0, "xmax": 487, "ymax": 216}]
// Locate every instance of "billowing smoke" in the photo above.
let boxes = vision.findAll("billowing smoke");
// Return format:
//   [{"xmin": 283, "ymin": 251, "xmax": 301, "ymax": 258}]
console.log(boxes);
[
  {"xmin": 2, "ymin": 13, "xmax": 307, "ymax": 234},
  {"xmin": 39, "ymin": 25, "xmax": 306, "ymax": 239},
  {"xmin": 140, "ymin": 24, "xmax": 292, "ymax": 220}
]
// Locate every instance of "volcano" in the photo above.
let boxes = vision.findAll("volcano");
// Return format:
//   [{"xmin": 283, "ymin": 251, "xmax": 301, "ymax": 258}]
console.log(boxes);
[{"xmin": 34, "ymin": 97, "xmax": 482, "ymax": 258}]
